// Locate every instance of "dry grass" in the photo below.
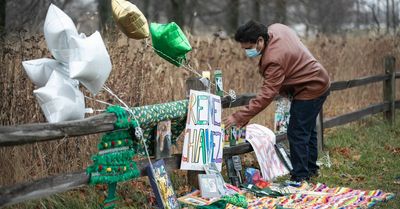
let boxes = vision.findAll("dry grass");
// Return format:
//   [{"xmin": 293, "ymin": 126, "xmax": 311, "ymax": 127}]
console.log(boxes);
[{"xmin": 0, "ymin": 31, "xmax": 399, "ymax": 187}]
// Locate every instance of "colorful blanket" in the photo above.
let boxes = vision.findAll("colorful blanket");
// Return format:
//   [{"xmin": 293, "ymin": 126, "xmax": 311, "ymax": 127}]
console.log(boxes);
[
  {"xmin": 227, "ymin": 183, "xmax": 395, "ymax": 209},
  {"xmin": 245, "ymin": 124, "xmax": 289, "ymax": 181}
]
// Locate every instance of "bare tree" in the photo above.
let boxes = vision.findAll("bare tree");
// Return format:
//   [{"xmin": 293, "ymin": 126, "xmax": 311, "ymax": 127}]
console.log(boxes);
[
  {"xmin": 386, "ymin": 0, "xmax": 390, "ymax": 33},
  {"xmin": 0, "ymin": 0, "xmax": 5, "ymax": 35},
  {"xmin": 356, "ymin": 0, "xmax": 361, "ymax": 29},
  {"xmin": 391, "ymin": 0, "xmax": 397, "ymax": 32},
  {"xmin": 274, "ymin": 0, "xmax": 287, "ymax": 24},
  {"xmin": 294, "ymin": 0, "xmax": 314, "ymax": 37},
  {"xmin": 226, "ymin": 0, "xmax": 240, "ymax": 34},
  {"xmin": 4, "ymin": 0, "xmax": 396, "ymax": 36},
  {"xmin": 4, "ymin": 0, "xmax": 75, "ymax": 33},
  {"xmin": 368, "ymin": 3, "xmax": 381, "ymax": 33},
  {"xmin": 186, "ymin": 0, "xmax": 199, "ymax": 33},
  {"xmin": 143, "ymin": 0, "xmax": 151, "ymax": 19},
  {"xmin": 148, "ymin": 0, "xmax": 166, "ymax": 22},
  {"xmin": 97, "ymin": 0, "xmax": 114, "ymax": 31},
  {"xmin": 169, "ymin": 0, "xmax": 186, "ymax": 28},
  {"xmin": 293, "ymin": 0, "xmax": 356, "ymax": 35},
  {"xmin": 253, "ymin": 0, "xmax": 262, "ymax": 22}
]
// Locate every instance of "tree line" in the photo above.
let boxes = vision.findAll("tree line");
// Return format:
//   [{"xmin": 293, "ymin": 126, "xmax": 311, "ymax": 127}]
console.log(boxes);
[{"xmin": 1, "ymin": 0, "xmax": 399, "ymax": 36}]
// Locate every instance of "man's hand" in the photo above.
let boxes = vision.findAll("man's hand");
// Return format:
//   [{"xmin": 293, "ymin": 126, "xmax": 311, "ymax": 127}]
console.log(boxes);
[{"xmin": 223, "ymin": 115, "xmax": 237, "ymax": 129}]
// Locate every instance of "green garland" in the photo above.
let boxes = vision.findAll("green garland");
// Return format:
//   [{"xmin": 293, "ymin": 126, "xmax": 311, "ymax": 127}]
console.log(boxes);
[{"xmin": 129, "ymin": 100, "xmax": 188, "ymax": 155}]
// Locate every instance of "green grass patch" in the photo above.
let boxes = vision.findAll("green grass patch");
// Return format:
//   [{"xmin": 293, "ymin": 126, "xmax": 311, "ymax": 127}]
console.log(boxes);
[{"xmin": 315, "ymin": 112, "xmax": 400, "ymax": 208}]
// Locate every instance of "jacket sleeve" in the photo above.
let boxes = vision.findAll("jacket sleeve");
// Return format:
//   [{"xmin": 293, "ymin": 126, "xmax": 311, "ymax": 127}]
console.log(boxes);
[{"xmin": 232, "ymin": 62, "xmax": 285, "ymax": 127}]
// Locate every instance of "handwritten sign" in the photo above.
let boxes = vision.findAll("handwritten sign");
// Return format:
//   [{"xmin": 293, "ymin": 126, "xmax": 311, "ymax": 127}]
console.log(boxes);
[{"xmin": 180, "ymin": 90, "xmax": 223, "ymax": 171}]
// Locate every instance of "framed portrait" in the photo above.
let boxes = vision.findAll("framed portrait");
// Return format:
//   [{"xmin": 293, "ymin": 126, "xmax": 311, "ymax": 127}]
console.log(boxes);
[
  {"xmin": 146, "ymin": 159, "xmax": 180, "ymax": 209},
  {"xmin": 198, "ymin": 174, "xmax": 221, "ymax": 198}
]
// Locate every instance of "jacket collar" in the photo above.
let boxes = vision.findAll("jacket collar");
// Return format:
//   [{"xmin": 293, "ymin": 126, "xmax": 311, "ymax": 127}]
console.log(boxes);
[{"xmin": 258, "ymin": 31, "xmax": 273, "ymax": 75}]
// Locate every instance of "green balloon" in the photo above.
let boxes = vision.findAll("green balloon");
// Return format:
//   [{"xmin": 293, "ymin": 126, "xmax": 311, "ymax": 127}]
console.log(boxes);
[{"xmin": 150, "ymin": 22, "xmax": 192, "ymax": 67}]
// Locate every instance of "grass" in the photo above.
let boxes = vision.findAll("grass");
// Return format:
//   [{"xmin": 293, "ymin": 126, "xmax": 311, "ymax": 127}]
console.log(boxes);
[
  {"xmin": 6, "ymin": 111, "xmax": 400, "ymax": 209},
  {"xmin": 8, "ymin": 180, "xmax": 156, "ymax": 209},
  {"xmin": 313, "ymin": 111, "xmax": 400, "ymax": 208}
]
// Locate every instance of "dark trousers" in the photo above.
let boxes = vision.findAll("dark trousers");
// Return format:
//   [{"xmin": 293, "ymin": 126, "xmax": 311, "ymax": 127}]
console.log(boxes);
[{"xmin": 287, "ymin": 91, "xmax": 329, "ymax": 180}]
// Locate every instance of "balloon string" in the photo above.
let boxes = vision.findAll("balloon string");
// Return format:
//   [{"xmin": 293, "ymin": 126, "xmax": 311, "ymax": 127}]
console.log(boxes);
[
  {"xmin": 84, "ymin": 95, "xmax": 113, "ymax": 106},
  {"xmin": 85, "ymin": 85, "xmax": 156, "ymax": 177},
  {"xmin": 145, "ymin": 42, "xmax": 237, "ymax": 103}
]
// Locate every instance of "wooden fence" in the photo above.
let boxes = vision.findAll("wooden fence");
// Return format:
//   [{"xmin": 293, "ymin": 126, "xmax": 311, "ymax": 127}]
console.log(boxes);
[{"xmin": 0, "ymin": 56, "xmax": 399, "ymax": 207}]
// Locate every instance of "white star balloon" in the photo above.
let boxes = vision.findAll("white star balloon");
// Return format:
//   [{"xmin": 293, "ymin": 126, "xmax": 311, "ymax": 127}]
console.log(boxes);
[
  {"xmin": 34, "ymin": 71, "xmax": 85, "ymax": 123},
  {"xmin": 44, "ymin": 4, "xmax": 78, "ymax": 63},
  {"xmin": 69, "ymin": 31, "xmax": 112, "ymax": 95},
  {"xmin": 22, "ymin": 58, "xmax": 69, "ymax": 87}
]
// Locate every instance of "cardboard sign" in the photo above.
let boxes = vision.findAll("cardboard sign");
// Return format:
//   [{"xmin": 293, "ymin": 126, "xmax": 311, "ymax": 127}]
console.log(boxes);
[{"xmin": 180, "ymin": 90, "xmax": 223, "ymax": 171}]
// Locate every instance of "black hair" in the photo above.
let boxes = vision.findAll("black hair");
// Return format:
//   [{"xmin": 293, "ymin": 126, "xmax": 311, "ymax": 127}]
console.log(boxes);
[{"xmin": 234, "ymin": 20, "xmax": 269, "ymax": 43}]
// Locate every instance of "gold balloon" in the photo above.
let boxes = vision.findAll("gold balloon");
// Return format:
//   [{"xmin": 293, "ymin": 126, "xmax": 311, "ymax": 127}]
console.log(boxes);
[{"xmin": 111, "ymin": 0, "xmax": 150, "ymax": 39}]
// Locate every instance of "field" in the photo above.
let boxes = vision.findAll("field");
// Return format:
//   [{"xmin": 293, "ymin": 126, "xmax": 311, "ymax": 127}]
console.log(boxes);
[{"xmin": 0, "ymin": 31, "xmax": 399, "ymax": 207}]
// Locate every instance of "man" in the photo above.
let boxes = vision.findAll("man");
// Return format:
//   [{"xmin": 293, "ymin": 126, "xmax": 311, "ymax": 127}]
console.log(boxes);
[{"xmin": 223, "ymin": 20, "xmax": 330, "ymax": 182}]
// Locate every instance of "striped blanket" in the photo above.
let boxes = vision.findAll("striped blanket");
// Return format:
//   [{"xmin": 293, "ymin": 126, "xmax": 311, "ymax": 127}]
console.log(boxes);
[{"xmin": 227, "ymin": 183, "xmax": 394, "ymax": 209}]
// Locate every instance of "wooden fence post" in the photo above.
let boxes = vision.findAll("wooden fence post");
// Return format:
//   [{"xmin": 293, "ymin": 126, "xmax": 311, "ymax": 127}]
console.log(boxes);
[
  {"xmin": 316, "ymin": 109, "xmax": 324, "ymax": 153},
  {"xmin": 185, "ymin": 77, "xmax": 207, "ymax": 97},
  {"xmin": 383, "ymin": 56, "xmax": 396, "ymax": 125},
  {"xmin": 185, "ymin": 76, "xmax": 207, "ymax": 189}
]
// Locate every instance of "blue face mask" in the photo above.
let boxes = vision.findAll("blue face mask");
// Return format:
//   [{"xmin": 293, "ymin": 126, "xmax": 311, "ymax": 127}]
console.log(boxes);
[{"xmin": 245, "ymin": 48, "xmax": 261, "ymax": 58}]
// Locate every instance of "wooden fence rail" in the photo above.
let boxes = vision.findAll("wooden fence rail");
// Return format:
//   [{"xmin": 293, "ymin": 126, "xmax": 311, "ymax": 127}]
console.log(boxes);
[
  {"xmin": 329, "ymin": 74, "xmax": 389, "ymax": 91},
  {"xmin": 0, "ymin": 56, "xmax": 398, "ymax": 207},
  {"xmin": 324, "ymin": 102, "xmax": 389, "ymax": 128},
  {"xmin": 0, "ymin": 95, "xmax": 256, "ymax": 147},
  {"xmin": 0, "ymin": 73, "xmax": 393, "ymax": 147}
]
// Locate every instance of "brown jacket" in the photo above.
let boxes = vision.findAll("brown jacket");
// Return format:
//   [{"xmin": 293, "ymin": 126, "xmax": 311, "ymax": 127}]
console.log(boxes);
[{"xmin": 232, "ymin": 23, "xmax": 330, "ymax": 126}]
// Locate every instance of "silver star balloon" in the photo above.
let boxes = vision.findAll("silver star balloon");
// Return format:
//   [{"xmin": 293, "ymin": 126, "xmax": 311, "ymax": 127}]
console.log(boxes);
[
  {"xmin": 34, "ymin": 71, "xmax": 85, "ymax": 123},
  {"xmin": 44, "ymin": 4, "xmax": 78, "ymax": 63},
  {"xmin": 22, "ymin": 58, "xmax": 69, "ymax": 87},
  {"xmin": 69, "ymin": 31, "xmax": 112, "ymax": 95}
]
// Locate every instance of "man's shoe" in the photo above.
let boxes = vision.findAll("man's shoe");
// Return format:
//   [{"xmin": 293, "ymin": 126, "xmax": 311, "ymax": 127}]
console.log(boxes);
[
  {"xmin": 290, "ymin": 175, "xmax": 310, "ymax": 182},
  {"xmin": 310, "ymin": 170, "xmax": 320, "ymax": 178}
]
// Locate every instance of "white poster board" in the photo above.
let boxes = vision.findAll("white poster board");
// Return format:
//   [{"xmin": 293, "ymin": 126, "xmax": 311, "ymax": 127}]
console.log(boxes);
[{"xmin": 180, "ymin": 90, "xmax": 223, "ymax": 171}]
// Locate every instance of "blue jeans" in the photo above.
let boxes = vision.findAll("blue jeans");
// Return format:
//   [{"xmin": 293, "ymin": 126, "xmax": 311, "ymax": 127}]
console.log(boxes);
[{"xmin": 287, "ymin": 91, "xmax": 329, "ymax": 180}]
